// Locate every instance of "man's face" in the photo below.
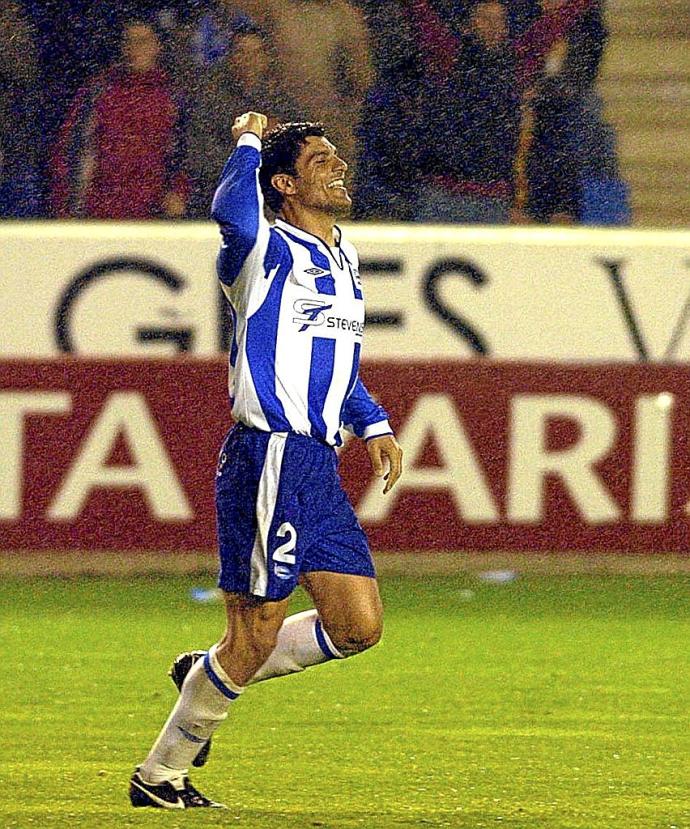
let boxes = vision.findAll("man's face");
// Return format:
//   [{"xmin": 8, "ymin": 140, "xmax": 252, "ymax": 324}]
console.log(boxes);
[
  {"xmin": 291, "ymin": 136, "xmax": 351, "ymax": 217},
  {"xmin": 229, "ymin": 33, "xmax": 269, "ymax": 87},
  {"xmin": 469, "ymin": 2, "xmax": 508, "ymax": 51},
  {"xmin": 122, "ymin": 24, "xmax": 161, "ymax": 74}
]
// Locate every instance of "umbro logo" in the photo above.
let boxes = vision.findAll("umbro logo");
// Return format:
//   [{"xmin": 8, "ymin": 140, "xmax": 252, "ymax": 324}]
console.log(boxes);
[{"xmin": 305, "ymin": 267, "xmax": 327, "ymax": 276}]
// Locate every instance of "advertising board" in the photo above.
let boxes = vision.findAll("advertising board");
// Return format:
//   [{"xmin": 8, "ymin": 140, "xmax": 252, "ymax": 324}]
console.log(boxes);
[
  {"xmin": 2, "ymin": 359, "xmax": 687, "ymax": 553},
  {"xmin": 2, "ymin": 223, "xmax": 689, "ymax": 361}
]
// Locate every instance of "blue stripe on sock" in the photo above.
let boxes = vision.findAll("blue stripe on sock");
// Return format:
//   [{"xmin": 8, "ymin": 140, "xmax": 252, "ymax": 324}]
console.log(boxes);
[
  {"xmin": 177, "ymin": 724, "xmax": 207, "ymax": 744},
  {"xmin": 314, "ymin": 619, "xmax": 339, "ymax": 660},
  {"xmin": 203, "ymin": 651, "xmax": 239, "ymax": 699}
]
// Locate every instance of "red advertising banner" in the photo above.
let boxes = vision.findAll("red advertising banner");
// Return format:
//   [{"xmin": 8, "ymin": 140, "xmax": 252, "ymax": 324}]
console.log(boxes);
[{"xmin": 1, "ymin": 359, "xmax": 688, "ymax": 553}]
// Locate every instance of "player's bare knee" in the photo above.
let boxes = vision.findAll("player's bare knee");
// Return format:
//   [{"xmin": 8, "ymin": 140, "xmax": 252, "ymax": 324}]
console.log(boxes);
[{"xmin": 329, "ymin": 617, "xmax": 383, "ymax": 657}]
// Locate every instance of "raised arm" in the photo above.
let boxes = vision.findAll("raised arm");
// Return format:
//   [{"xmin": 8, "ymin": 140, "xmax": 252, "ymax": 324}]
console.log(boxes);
[{"xmin": 211, "ymin": 112, "xmax": 270, "ymax": 288}]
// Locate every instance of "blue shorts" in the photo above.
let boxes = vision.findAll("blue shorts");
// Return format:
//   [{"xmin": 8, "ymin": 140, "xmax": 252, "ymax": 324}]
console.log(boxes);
[{"xmin": 215, "ymin": 423, "xmax": 375, "ymax": 601}]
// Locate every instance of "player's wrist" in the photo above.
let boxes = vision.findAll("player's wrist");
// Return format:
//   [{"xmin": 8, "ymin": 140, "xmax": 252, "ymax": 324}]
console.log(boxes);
[
  {"xmin": 237, "ymin": 132, "xmax": 262, "ymax": 151},
  {"xmin": 365, "ymin": 432, "xmax": 394, "ymax": 443},
  {"xmin": 362, "ymin": 420, "xmax": 394, "ymax": 441}
]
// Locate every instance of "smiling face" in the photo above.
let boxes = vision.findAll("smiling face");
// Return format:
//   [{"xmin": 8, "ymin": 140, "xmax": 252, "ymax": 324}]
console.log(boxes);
[{"xmin": 275, "ymin": 135, "xmax": 351, "ymax": 217}]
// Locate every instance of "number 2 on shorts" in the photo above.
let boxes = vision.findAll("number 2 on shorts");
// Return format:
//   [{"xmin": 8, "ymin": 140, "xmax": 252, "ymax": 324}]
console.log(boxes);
[{"xmin": 273, "ymin": 523, "xmax": 297, "ymax": 575}]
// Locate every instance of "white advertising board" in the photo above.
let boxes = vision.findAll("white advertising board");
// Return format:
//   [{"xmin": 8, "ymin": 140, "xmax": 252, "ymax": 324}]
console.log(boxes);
[{"xmin": 1, "ymin": 222, "xmax": 689, "ymax": 361}]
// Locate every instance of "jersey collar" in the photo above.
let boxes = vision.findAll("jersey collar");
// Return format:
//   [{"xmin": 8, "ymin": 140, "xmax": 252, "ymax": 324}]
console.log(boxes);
[{"xmin": 274, "ymin": 218, "xmax": 343, "ymax": 265}]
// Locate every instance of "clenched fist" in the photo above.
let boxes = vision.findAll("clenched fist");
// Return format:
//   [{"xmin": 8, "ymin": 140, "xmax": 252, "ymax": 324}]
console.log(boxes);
[{"xmin": 232, "ymin": 111, "xmax": 268, "ymax": 142}]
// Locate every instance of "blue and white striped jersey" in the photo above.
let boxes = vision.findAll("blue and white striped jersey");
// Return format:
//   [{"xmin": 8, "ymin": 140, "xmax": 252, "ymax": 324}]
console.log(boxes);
[{"xmin": 211, "ymin": 132, "xmax": 392, "ymax": 447}]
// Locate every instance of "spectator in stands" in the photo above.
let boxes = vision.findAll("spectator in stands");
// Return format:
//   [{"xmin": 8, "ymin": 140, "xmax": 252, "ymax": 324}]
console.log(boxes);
[
  {"xmin": 351, "ymin": 1, "xmax": 423, "ymax": 220},
  {"xmin": 186, "ymin": 24, "xmax": 299, "ymax": 217},
  {"xmin": 353, "ymin": 64, "xmax": 423, "ymax": 221},
  {"xmin": 353, "ymin": 69, "xmax": 424, "ymax": 221},
  {"xmin": 413, "ymin": 0, "xmax": 598, "ymax": 224},
  {"xmin": 519, "ymin": 0, "xmax": 624, "ymax": 223},
  {"xmin": 52, "ymin": 18, "xmax": 189, "ymax": 219},
  {"xmin": 156, "ymin": 0, "xmax": 251, "ymax": 100},
  {"xmin": 23, "ymin": 0, "xmax": 123, "ymax": 148},
  {"xmin": 221, "ymin": 0, "xmax": 374, "ymax": 183},
  {"xmin": 0, "ymin": 1, "xmax": 43, "ymax": 217},
  {"xmin": 428, "ymin": 0, "xmax": 543, "ymax": 37},
  {"xmin": 415, "ymin": 1, "xmax": 521, "ymax": 223}
]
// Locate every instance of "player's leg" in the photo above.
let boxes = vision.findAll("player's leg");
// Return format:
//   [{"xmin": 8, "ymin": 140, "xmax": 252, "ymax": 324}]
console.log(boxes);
[
  {"xmin": 300, "ymin": 571, "xmax": 383, "ymax": 655},
  {"xmin": 132, "ymin": 425, "xmax": 298, "ymax": 807},
  {"xmin": 132, "ymin": 592, "xmax": 287, "ymax": 807},
  {"xmin": 171, "ymin": 580, "xmax": 375, "ymax": 693},
  {"xmin": 248, "ymin": 606, "xmax": 343, "ymax": 683},
  {"xmin": 247, "ymin": 517, "xmax": 382, "ymax": 684},
  {"xmin": 215, "ymin": 592, "xmax": 289, "ymax": 684},
  {"xmin": 245, "ymin": 572, "xmax": 381, "ymax": 686},
  {"xmin": 249, "ymin": 452, "xmax": 382, "ymax": 681}
]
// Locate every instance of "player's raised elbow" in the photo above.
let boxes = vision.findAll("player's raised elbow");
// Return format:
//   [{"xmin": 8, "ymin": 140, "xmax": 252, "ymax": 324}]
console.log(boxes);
[{"xmin": 210, "ymin": 187, "xmax": 258, "ymax": 235}]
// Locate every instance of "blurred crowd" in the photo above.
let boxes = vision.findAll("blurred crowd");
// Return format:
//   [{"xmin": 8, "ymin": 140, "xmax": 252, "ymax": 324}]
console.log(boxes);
[{"xmin": 1, "ymin": 0, "xmax": 628, "ymax": 224}]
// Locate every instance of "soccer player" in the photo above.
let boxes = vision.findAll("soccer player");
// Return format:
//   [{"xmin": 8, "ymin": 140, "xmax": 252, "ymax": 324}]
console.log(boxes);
[{"xmin": 129, "ymin": 111, "xmax": 403, "ymax": 809}]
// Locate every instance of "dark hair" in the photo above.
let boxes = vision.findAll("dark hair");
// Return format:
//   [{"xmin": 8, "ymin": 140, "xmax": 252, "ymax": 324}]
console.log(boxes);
[
  {"xmin": 259, "ymin": 122, "xmax": 326, "ymax": 213},
  {"xmin": 230, "ymin": 21, "xmax": 267, "ymax": 42}
]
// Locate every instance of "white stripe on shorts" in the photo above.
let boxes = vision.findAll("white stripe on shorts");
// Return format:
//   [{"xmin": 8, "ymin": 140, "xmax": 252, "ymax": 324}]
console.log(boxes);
[{"xmin": 249, "ymin": 432, "xmax": 288, "ymax": 597}]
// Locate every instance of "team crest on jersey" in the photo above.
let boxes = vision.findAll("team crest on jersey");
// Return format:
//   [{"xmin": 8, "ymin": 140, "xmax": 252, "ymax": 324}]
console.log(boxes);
[{"xmin": 293, "ymin": 299, "xmax": 333, "ymax": 332}]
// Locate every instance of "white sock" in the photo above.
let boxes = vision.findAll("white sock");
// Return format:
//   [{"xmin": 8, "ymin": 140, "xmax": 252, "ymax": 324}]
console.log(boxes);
[
  {"xmin": 139, "ymin": 645, "xmax": 243, "ymax": 784},
  {"xmin": 249, "ymin": 609, "xmax": 343, "ymax": 685}
]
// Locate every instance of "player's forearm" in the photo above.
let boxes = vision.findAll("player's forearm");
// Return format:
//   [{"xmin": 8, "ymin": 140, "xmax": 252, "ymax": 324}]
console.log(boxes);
[
  {"xmin": 342, "ymin": 378, "xmax": 393, "ymax": 440},
  {"xmin": 210, "ymin": 133, "xmax": 263, "ymax": 232}
]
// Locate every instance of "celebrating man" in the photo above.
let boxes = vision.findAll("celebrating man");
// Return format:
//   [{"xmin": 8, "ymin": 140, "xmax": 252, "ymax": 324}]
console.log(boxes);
[{"xmin": 130, "ymin": 111, "xmax": 403, "ymax": 809}]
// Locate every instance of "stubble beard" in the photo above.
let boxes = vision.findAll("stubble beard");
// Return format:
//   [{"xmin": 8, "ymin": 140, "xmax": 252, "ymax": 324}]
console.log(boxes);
[
  {"xmin": 298, "ymin": 186, "xmax": 352, "ymax": 218},
  {"xmin": 320, "ymin": 191, "xmax": 352, "ymax": 218},
  {"xmin": 326, "ymin": 201, "xmax": 352, "ymax": 219}
]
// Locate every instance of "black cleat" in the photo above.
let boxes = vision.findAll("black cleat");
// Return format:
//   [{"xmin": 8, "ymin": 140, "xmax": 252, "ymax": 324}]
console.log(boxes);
[
  {"xmin": 129, "ymin": 770, "xmax": 225, "ymax": 809},
  {"xmin": 169, "ymin": 650, "xmax": 212, "ymax": 767}
]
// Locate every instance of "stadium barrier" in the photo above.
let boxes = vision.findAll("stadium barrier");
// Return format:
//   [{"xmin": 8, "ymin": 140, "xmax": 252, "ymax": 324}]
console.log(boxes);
[
  {"xmin": 2, "ymin": 223, "xmax": 689, "ymax": 554},
  {"xmin": 2, "ymin": 222, "xmax": 689, "ymax": 361},
  {"xmin": 1, "ymin": 359, "xmax": 687, "ymax": 553}
]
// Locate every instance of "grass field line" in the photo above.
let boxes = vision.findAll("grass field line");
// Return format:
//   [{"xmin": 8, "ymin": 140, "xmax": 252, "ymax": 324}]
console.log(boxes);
[{"xmin": 2, "ymin": 549, "xmax": 689, "ymax": 577}]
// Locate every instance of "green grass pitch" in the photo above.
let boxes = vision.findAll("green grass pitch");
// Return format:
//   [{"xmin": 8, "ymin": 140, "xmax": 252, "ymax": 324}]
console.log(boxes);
[{"xmin": 2, "ymin": 570, "xmax": 688, "ymax": 828}]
